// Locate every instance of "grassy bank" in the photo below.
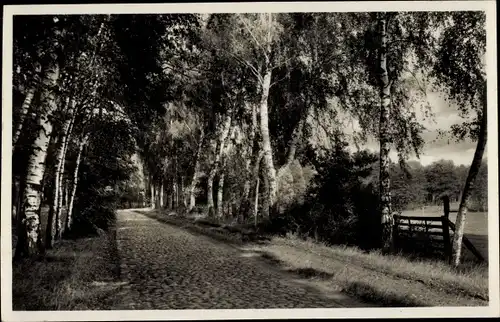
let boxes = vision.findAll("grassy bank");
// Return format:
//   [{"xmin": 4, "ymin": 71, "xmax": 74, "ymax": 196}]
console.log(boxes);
[
  {"xmin": 247, "ymin": 235, "xmax": 488, "ymax": 307},
  {"xmin": 140, "ymin": 209, "xmax": 488, "ymax": 307},
  {"xmin": 12, "ymin": 228, "xmax": 121, "ymax": 310}
]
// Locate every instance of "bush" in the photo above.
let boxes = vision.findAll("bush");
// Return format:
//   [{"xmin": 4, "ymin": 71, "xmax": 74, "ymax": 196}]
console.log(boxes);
[
  {"xmin": 69, "ymin": 187, "xmax": 118, "ymax": 238},
  {"xmin": 271, "ymin": 143, "xmax": 381, "ymax": 249}
]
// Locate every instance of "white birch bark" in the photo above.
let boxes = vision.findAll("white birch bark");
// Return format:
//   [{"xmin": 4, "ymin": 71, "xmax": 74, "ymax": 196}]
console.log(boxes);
[
  {"xmin": 64, "ymin": 133, "xmax": 90, "ymax": 232},
  {"xmin": 13, "ymin": 85, "xmax": 37, "ymax": 149},
  {"xmin": 452, "ymin": 94, "xmax": 487, "ymax": 266},
  {"xmin": 15, "ymin": 59, "xmax": 60, "ymax": 258},
  {"xmin": 378, "ymin": 14, "xmax": 395, "ymax": 254},
  {"xmin": 207, "ymin": 113, "xmax": 232, "ymax": 212}
]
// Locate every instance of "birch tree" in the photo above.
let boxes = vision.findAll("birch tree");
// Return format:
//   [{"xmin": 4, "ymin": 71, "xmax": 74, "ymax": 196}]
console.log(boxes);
[
  {"xmin": 430, "ymin": 12, "xmax": 487, "ymax": 266},
  {"xmin": 15, "ymin": 17, "xmax": 62, "ymax": 258}
]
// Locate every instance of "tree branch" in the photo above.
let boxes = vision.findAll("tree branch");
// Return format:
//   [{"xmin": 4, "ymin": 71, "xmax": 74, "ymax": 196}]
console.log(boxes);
[{"xmin": 238, "ymin": 15, "xmax": 269, "ymax": 63}]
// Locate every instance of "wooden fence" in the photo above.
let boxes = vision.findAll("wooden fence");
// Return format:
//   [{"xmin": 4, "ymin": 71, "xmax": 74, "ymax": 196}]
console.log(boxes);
[{"xmin": 393, "ymin": 196, "xmax": 485, "ymax": 263}]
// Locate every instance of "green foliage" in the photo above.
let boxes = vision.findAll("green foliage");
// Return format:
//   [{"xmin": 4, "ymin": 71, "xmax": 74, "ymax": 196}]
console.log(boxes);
[
  {"xmin": 390, "ymin": 162, "xmax": 426, "ymax": 211},
  {"xmin": 268, "ymin": 141, "xmax": 380, "ymax": 248},
  {"xmin": 424, "ymin": 159, "xmax": 461, "ymax": 202},
  {"xmin": 276, "ymin": 160, "xmax": 308, "ymax": 214},
  {"xmin": 431, "ymin": 11, "xmax": 486, "ymax": 141},
  {"xmin": 70, "ymin": 118, "xmax": 136, "ymax": 235},
  {"xmin": 12, "ymin": 12, "xmax": 488, "ymax": 255}
]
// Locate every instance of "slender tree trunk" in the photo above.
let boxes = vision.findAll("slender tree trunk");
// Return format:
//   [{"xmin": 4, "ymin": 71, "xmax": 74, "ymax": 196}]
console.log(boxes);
[
  {"xmin": 49, "ymin": 98, "xmax": 76, "ymax": 242},
  {"xmin": 249, "ymin": 151, "xmax": 264, "ymax": 222},
  {"xmin": 150, "ymin": 181, "xmax": 155, "ymax": 209},
  {"xmin": 45, "ymin": 136, "xmax": 63, "ymax": 249},
  {"xmin": 207, "ymin": 167, "xmax": 215, "ymax": 212},
  {"xmin": 207, "ymin": 113, "xmax": 232, "ymax": 212},
  {"xmin": 13, "ymin": 85, "xmax": 37, "ymax": 149},
  {"xmin": 55, "ymin": 101, "xmax": 77, "ymax": 238},
  {"xmin": 254, "ymin": 177, "xmax": 260, "ymax": 227},
  {"xmin": 261, "ymin": 160, "xmax": 270, "ymax": 219},
  {"xmin": 64, "ymin": 134, "xmax": 90, "ymax": 233},
  {"xmin": 452, "ymin": 102, "xmax": 487, "ymax": 266},
  {"xmin": 189, "ymin": 130, "xmax": 204, "ymax": 211},
  {"xmin": 156, "ymin": 182, "xmax": 161, "ymax": 209},
  {"xmin": 240, "ymin": 103, "xmax": 258, "ymax": 217},
  {"xmin": 217, "ymin": 173, "xmax": 225, "ymax": 218},
  {"xmin": 259, "ymin": 66, "xmax": 278, "ymax": 212},
  {"xmin": 180, "ymin": 176, "xmax": 187, "ymax": 208},
  {"xmin": 378, "ymin": 15, "xmax": 394, "ymax": 254},
  {"xmin": 64, "ymin": 175, "xmax": 69, "ymax": 209},
  {"xmin": 173, "ymin": 181, "xmax": 178, "ymax": 209},
  {"xmin": 216, "ymin": 123, "xmax": 236, "ymax": 218},
  {"xmin": 160, "ymin": 181, "xmax": 164, "ymax": 208},
  {"xmin": 15, "ymin": 59, "xmax": 60, "ymax": 259}
]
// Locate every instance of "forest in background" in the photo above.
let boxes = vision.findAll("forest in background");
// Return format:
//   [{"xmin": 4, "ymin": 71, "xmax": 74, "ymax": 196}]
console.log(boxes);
[{"xmin": 11, "ymin": 12, "xmax": 486, "ymax": 267}]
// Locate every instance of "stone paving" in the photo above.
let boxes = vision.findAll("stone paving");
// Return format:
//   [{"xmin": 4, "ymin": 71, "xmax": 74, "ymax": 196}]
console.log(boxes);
[{"xmin": 109, "ymin": 209, "xmax": 365, "ymax": 310}]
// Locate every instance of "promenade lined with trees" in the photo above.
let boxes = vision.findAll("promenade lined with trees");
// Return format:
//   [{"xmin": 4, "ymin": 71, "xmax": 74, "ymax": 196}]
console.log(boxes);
[{"xmin": 11, "ymin": 11, "xmax": 487, "ymax": 291}]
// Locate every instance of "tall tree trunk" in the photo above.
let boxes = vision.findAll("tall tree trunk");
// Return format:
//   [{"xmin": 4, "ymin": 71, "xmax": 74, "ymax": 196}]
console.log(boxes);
[
  {"xmin": 207, "ymin": 113, "xmax": 232, "ymax": 212},
  {"xmin": 189, "ymin": 130, "xmax": 205, "ymax": 211},
  {"xmin": 217, "ymin": 173, "xmax": 225, "ymax": 218},
  {"xmin": 155, "ymin": 182, "xmax": 161, "ymax": 209},
  {"xmin": 55, "ymin": 100, "xmax": 77, "ymax": 238},
  {"xmin": 173, "ymin": 181, "xmax": 178, "ymax": 209},
  {"xmin": 259, "ymin": 66, "xmax": 278, "ymax": 213},
  {"xmin": 13, "ymin": 85, "xmax": 37, "ymax": 149},
  {"xmin": 49, "ymin": 98, "xmax": 76, "ymax": 242},
  {"xmin": 64, "ymin": 133, "xmax": 90, "ymax": 233},
  {"xmin": 45, "ymin": 137, "xmax": 63, "ymax": 249},
  {"xmin": 378, "ymin": 14, "xmax": 394, "ymax": 254},
  {"xmin": 261, "ymin": 159, "xmax": 270, "ymax": 219},
  {"xmin": 240, "ymin": 103, "xmax": 258, "ymax": 217},
  {"xmin": 64, "ymin": 175, "xmax": 69, "ymax": 209},
  {"xmin": 207, "ymin": 167, "xmax": 215, "ymax": 212},
  {"xmin": 160, "ymin": 180, "xmax": 164, "ymax": 208},
  {"xmin": 180, "ymin": 176, "xmax": 187, "ymax": 208},
  {"xmin": 150, "ymin": 181, "xmax": 155, "ymax": 209},
  {"xmin": 249, "ymin": 151, "xmax": 264, "ymax": 223},
  {"xmin": 15, "ymin": 59, "xmax": 60, "ymax": 259},
  {"xmin": 254, "ymin": 177, "xmax": 260, "ymax": 227},
  {"xmin": 452, "ymin": 102, "xmax": 487, "ymax": 266},
  {"xmin": 238, "ymin": 104, "xmax": 262, "ymax": 222}
]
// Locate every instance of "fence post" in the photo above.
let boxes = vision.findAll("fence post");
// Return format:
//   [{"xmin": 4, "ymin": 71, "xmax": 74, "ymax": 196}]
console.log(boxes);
[
  {"xmin": 442, "ymin": 195, "xmax": 452, "ymax": 263},
  {"xmin": 392, "ymin": 214, "xmax": 400, "ymax": 252},
  {"xmin": 443, "ymin": 195, "xmax": 450, "ymax": 219}
]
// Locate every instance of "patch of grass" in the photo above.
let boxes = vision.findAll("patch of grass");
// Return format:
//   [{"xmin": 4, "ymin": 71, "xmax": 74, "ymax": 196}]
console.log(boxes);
[
  {"xmin": 343, "ymin": 281, "xmax": 427, "ymax": 307},
  {"xmin": 247, "ymin": 235, "xmax": 488, "ymax": 307},
  {"xmin": 279, "ymin": 235, "xmax": 488, "ymax": 300},
  {"xmin": 12, "ymin": 229, "xmax": 121, "ymax": 310}
]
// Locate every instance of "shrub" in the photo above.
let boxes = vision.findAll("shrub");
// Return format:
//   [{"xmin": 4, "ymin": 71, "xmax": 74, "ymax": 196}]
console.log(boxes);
[{"xmin": 271, "ymin": 143, "xmax": 381, "ymax": 249}]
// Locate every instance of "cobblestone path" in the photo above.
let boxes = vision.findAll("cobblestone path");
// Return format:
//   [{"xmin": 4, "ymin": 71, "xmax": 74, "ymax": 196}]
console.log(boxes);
[{"xmin": 110, "ymin": 210, "xmax": 365, "ymax": 310}]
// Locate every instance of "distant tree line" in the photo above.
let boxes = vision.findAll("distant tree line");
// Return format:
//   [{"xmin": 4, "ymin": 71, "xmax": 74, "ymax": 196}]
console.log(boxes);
[{"xmin": 389, "ymin": 159, "xmax": 488, "ymax": 212}]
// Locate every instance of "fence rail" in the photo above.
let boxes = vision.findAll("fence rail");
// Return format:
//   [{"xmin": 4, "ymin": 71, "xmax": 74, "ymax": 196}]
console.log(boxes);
[{"xmin": 393, "ymin": 196, "xmax": 484, "ymax": 263}]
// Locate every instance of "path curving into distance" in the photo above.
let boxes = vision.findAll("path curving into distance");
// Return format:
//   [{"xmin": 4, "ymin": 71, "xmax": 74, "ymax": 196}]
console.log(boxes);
[{"xmin": 107, "ymin": 209, "xmax": 368, "ymax": 310}]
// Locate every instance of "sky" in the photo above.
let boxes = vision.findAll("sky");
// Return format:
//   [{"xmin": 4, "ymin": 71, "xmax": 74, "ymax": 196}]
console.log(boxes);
[
  {"xmin": 353, "ymin": 91, "xmax": 483, "ymax": 167},
  {"xmin": 308, "ymin": 89, "xmax": 485, "ymax": 167}
]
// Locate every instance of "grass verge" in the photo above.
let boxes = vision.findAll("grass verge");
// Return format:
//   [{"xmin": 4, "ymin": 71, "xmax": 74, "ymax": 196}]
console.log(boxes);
[
  {"xmin": 12, "ymin": 227, "xmax": 121, "ymax": 310},
  {"xmin": 246, "ymin": 235, "xmax": 488, "ymax": 307}
]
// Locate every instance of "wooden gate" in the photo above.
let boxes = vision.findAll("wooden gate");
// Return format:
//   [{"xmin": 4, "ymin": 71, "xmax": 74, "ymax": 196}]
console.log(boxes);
[{"xmin": 393, "ymin": 196, "xmax": 485, "ymax": 263}]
